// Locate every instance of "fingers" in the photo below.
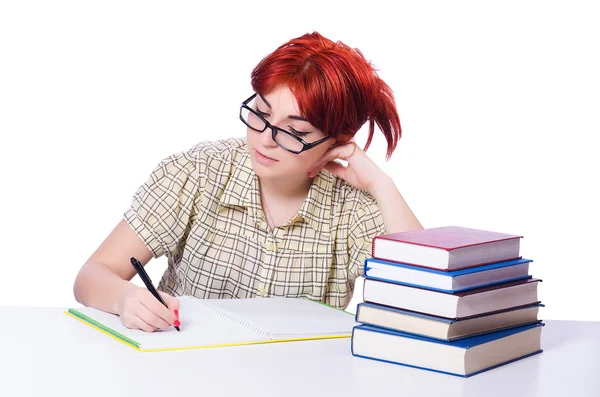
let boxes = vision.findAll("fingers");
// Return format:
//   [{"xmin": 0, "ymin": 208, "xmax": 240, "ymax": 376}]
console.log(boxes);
[
  {"xmin": 137, "ymin": 300, "xmax": 173, "ymax": 330},
  {"xmin": 327, "ymin": 142, "xmax": 357, "ymax": 162},
  {"xmin": 120, "ymin": 311, "xmax": 157, "ymax": 333},
  {"xmin": 118, "ymin": 287, "xmax": 181, "ymax": 332},
  {"xmin": 159, "ymin": 291, "xmax": 181, "ymax": 313},
  {"xmin": 323, "ymin": 161, "xmax": 347, "ymax": 179},
  {"xmin": 159, "ymin": 291, "xmax": 181, "ymax": 327},
  {"xmin": 309, "ymin": 142, "xmax": 356, "ymax": 177},
  {"xmin": 132, "ymin": 314, "xmax": 158, "ymax": 333},
  {"xmin": 140, "ymin": 292, "xmax": 177, "ymax": 328}
]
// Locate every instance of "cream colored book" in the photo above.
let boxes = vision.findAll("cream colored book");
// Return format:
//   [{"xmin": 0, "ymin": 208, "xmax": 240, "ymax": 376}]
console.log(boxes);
[{"xmin": 66, "ymin": 296, "xmax": 356, "ymax": 352}]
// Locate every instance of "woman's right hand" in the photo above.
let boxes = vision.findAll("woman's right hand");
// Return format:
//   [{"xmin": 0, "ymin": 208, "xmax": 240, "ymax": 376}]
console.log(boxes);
[{"xmin": 117, "ymin": 286, "xmax": 180, "ymax": 332}]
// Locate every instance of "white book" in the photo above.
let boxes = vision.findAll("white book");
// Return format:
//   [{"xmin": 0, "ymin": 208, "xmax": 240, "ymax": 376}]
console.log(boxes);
[
  {"xmin": 356, "ymin": 302, "xmax": 542, "ymax": 341},
  {"xmin": 362, "ymin": 277, "xmax": 541, "ymax": 319},
  {"xmin": 67, "ymin": 296, "xmax": 356, "ymax": 352}
]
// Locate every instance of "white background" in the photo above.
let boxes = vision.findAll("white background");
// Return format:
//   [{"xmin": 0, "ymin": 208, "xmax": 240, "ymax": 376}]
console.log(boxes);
[{"xmin": 1, "ymin": 1, "xmax": 598, "ymax": 321}]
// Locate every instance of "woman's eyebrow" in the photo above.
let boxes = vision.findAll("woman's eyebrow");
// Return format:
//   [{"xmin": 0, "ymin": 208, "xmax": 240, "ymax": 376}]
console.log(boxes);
[
  {"xmin": 258, "ymin": 93, "xmax": 310, "ymax": 122},
  {"xmin": 258, "ymin": 93, "xmax": 272, "ymax": 108}
]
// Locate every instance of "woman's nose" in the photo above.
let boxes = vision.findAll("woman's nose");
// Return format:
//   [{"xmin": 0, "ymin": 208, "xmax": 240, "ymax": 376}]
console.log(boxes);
[{"xmin": 260, "ymin": 126, "xmax": 278, "ymax": 147}]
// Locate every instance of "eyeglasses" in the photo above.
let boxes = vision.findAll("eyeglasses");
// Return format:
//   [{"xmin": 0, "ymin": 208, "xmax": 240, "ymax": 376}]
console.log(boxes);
[{"xmin": 239, "ymin": 93, "xmax": 331, "ymax": 154}]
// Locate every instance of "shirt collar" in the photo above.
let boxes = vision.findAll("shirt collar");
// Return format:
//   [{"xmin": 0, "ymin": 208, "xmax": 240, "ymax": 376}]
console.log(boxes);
[
  {"xmin": 218, "ymin": 146, "xmax": 261, "ymax": 217},
  {"xmin": 293, "ymin": 170, "xmax": 333, "ymax": 234},
  {"xmin": 219, "ymin": 145, "xmax": 333, "ymax": 234}
]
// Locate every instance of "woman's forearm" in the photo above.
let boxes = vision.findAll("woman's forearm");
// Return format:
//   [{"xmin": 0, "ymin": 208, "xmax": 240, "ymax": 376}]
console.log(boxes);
[
  {"xmin": 73, "ymin": 261, "xmax": 137, "ymax": 314},
  {"xmin": 369, "ymin": 174, "xmax": 423, "ymax": 234}
]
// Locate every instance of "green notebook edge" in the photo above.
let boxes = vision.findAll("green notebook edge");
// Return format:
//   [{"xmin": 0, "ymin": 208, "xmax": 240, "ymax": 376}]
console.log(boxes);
[{"xmin": 67, "ymin": 308, "xmax": 141, "ymax": 349}]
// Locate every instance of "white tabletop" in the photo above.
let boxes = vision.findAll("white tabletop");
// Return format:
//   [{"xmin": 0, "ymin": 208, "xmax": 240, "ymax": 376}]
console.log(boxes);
[{"xmin": 1, "ymin": 307, "xmax": 598, "ymax": 397}]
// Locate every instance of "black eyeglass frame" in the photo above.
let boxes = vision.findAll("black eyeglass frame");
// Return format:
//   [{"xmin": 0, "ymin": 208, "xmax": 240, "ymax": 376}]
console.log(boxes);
[{"xmin": 239, "ymin": 93, "xmax": 331, "ymax": 154}]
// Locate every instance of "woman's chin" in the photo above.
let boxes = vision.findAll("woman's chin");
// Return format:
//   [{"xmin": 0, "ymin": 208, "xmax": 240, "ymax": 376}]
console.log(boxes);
[{"xmin": 250, "ymin": 159, "xmax": 279, "ymax": 178}]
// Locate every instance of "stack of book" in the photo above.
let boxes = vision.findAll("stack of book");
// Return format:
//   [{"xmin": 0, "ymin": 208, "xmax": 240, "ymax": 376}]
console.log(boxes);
[{"xmin": 350, "ymin": 226, "xmax": 544, "ymax": 377}]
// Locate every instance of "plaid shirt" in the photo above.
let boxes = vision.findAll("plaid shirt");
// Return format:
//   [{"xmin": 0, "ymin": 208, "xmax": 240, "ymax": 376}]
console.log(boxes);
[{"xmin": 124, "ymin": 137, "xmax": 385, "ymax": 309}]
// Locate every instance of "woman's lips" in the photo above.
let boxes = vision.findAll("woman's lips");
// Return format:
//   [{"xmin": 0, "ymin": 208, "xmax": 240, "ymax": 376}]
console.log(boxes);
[{"xmin": 255, "ymin": 149, "xmax": 279, "ymax": 164}]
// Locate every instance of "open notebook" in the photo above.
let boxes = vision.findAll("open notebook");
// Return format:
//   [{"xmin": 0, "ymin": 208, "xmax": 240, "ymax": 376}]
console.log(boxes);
[{"xmin": 66, "ymin": 296, "xmax": 357, "ymax": 352}]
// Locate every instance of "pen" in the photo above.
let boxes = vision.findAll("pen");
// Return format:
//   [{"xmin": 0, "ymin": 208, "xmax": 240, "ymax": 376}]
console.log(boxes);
[{"xmin": 130, "ymin": 257, "xmax": 180, "ymax": 331}]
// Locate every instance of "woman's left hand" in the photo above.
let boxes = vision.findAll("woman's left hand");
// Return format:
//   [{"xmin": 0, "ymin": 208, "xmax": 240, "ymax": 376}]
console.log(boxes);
[{"xmin": 307, "ymin": 142, "xmax": 387, "ymax": 192}]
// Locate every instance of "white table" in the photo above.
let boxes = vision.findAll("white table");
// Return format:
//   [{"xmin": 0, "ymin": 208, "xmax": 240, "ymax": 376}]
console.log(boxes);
[{"xmin": 1, "ymin": 307, "xmax": 598, "ymax": 397}]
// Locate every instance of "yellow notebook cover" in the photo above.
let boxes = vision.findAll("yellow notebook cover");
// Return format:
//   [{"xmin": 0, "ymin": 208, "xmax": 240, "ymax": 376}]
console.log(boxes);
[{"xmin": 66, "ymin": 296, "xmax": 355, "ymax": 352}]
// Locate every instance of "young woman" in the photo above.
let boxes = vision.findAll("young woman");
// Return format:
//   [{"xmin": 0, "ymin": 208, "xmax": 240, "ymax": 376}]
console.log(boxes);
[{"xmin": 73, "ymin": 31, "xmax": 422, "ymax": 332}]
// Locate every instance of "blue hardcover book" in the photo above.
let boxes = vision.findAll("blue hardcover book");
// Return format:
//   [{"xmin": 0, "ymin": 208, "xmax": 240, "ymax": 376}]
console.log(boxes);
[
  {"xmin": 355, "ymin": 301, "xmax": 543, "ymax": 341},
  {"xmin": 351, "ymin": 322, "xmax": 544, "ymax": 377},
  {"xmin": 364, "ymin": 257, "xmax": 532, "ymax": 293}
]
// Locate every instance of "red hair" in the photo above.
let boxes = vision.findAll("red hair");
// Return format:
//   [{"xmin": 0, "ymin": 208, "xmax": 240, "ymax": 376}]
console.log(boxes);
[{"xmin": 250, "ymin": 32, "xmax": 401, "ymax": 159}]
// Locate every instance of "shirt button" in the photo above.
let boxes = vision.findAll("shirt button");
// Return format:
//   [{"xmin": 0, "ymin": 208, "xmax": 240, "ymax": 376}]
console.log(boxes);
[
  {"xmin": 258, "ymin": 287, "xmax": 266, "ymax": 297},
  {"xmin": 266, "ymin": 242, "xmax": 277, "ymax": 252}
]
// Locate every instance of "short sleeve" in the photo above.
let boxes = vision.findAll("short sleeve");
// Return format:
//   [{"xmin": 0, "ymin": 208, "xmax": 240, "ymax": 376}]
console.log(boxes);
[
  {"xmin": 347, "ymin": 200, "xmax": 386, "ymax": 279},
  {"xmin": 124, "ymin": 152, "xmax": 201, "ymax": 259}
]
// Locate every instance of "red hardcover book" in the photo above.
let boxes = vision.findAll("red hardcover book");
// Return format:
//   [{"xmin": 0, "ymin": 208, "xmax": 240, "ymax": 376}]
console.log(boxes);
[{"xmin": 372, "ymin": 226, "xmax": 523, "ymax": 271}]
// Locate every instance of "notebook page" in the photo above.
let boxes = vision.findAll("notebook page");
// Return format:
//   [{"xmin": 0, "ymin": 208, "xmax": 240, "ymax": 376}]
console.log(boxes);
[
  {"xmin": 201, "ymin": 297, "xmax": 357, "ymax": 339},
  {"xmin": 71, "ymin": 296, "xmax": 268, "ymax": 350}
]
